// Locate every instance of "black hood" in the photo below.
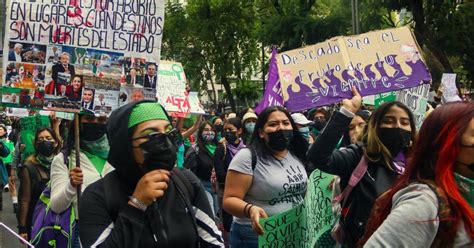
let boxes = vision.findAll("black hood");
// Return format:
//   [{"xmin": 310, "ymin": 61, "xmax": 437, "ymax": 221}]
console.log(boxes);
[{"xmin": 106, "ymin": 100, "xmax": 170, "ymax": 188}]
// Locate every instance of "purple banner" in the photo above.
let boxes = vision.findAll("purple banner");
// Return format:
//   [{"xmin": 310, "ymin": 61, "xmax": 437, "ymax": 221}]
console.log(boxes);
[
  {"xmin": 277, "ymin": 27, "xmax": 432, "ymax": 112},
  {"xmin": 255, "ymin": 48, "xmax": 284, "ymax": 114}
]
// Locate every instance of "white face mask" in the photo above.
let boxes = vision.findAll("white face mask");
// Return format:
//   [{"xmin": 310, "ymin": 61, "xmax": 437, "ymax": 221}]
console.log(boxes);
[{"xmin": 202, "ymin": 131, "xmax": 215, "ymax": 141}]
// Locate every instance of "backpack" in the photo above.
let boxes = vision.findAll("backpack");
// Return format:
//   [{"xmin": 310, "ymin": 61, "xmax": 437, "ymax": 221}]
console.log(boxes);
[
  {"xmin": 184, "ymin": 145, "xmax": 200, "ymax": 174},
  {"xmin": 30, "ymin": 152, "xmax": 76, "ymax": 248}
]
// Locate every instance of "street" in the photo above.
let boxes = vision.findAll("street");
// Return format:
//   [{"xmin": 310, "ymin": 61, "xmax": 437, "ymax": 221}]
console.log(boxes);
[{"xmin": 0, "ymin": 191, "xmax": 25, "ymax": 248}]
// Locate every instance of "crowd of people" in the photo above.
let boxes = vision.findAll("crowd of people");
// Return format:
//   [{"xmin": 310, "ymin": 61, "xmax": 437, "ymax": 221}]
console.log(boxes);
[{"xmin": 0, "ymin": 87, "xmax": 472, "ymax": 247}]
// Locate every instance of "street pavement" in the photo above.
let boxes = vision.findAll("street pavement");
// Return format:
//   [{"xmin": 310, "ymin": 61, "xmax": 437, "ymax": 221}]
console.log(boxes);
[{"xmin": 0, "ymin": 191, "xmax": 25, "ymax": 248}]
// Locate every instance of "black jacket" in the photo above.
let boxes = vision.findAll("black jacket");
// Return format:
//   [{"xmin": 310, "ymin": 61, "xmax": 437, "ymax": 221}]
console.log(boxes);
[
  {"xmin": 79, "ymin": 100, "xmax": 223, "ymax": 248},
  {"xmin": 308, "ymin": 111, "xmax": 400, "ymax": 246}
]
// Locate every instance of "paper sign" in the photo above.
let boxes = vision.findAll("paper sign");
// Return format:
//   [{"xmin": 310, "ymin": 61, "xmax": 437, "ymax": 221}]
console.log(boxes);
[
  {"xmin": 440, "ymin": 73, "xmax": 462, "ymax": 103},
  {"xmin": 277, "ymin": 26, "xmax": 431, "ymax": 112},
  {"xmin": 156, "ymin": 61, "xmax": 188, "ymax": 113},
  {"xmin": 188, "ymin": 92, "xmax": 206, "ymax": 114},
  {"xmin": 6, "ymin": 107, "xmax": 29, "ymax": 117},
  {"xmin": 259, "ymin": 170, "xmax": 335, "ymax": 248},
  {"xmin": 2, "ymin": 0, "xmax": 165, "ymax": 113}
]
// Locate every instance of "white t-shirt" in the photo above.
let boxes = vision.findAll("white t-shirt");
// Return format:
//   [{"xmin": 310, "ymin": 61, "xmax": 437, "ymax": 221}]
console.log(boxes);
[{"xmin": 229, "ymin": 148, "xmax": 308, "ymax": 225}]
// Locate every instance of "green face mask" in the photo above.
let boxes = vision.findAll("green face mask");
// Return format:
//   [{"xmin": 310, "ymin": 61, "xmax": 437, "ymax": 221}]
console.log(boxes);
[{"xmin": 81, "ymin": 134, "xmax": 110, "ymax": 159}]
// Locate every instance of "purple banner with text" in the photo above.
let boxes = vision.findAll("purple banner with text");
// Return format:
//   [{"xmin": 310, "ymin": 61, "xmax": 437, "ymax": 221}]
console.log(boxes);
[{"xmin": 255, "ymin": 48, "xmax": 284, "ymax": 114}]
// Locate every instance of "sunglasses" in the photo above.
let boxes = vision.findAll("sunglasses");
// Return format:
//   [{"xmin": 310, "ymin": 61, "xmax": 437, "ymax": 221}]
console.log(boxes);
[{"xmin": 132, "ymin": 128, "xmax": 179, "ymax": 144}]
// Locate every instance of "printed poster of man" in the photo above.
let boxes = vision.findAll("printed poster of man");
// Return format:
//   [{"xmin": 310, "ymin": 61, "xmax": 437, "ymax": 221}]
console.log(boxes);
[
  {"xmin": 92, "ymin": 89, "xmax": 119, "ymax": 116},
  {"xmin": 123, "ymin": 57, "xmax": 146, "ymax": 87},
  {"xmin": 119, "ymin": 86, "xmax": 157, "ymax": 106},
  {"xmin": 7, "ymin": 41, "xmax": 47, "ymax": 64},
  {"xmin": 46, "ymin": 45, "xmax": 62, "ymax": 63},
  {"xmin": 143, "ymin": 62, "xmax": 158, "ymax": 89},
  {"xmin": 81, "ymin": 88, "xmax": 95, "ymax": 113}
]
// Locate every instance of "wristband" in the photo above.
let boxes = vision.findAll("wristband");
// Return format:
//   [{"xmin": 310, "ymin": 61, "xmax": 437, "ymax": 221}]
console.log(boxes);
[
  {"xmin": 243, "ymin": 203, "xmax": 251, "ymax": 217},
  {"xmin": 246, "ymin": 204, "xmax": 254, "ymax": 218},
  {"xmin": 129, "ymin": 196, "xmax": 147, "ymax": 212}
]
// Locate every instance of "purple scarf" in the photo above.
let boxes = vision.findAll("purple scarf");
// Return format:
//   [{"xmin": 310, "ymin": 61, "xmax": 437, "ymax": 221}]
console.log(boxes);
[
  {"xmin": 227, "ymin": 139, "xmax": 246, "ymax": 159},
  {"xmin": 393, "ymin": 152, "xmax": 407, "ymax": 175}
]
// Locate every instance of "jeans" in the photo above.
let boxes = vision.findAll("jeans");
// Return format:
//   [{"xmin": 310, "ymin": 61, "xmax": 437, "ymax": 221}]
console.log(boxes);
[
  {"xmin": 230, "ymin": 222, "xmax": 258, "ymax": 248},
  {"xmin": 201, "ymin": 180, "xmax": 218, "ymax": 217}
]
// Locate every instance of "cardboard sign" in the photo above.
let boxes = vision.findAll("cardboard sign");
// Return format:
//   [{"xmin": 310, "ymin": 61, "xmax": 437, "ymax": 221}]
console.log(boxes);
[
  {"xmin": 156, "ymin": 60, "xmax": 188, "ymax": 113},
  {"xmin": 277, "ymin": 26, "xmax": 431, "ymax": 112},
  {"xmin": 2, "ymin": 0, "xmax": 165, "ymax": 113},
  {"xmin": 259, "ymin": 170, "xmax": 335, "ymax": 248}
]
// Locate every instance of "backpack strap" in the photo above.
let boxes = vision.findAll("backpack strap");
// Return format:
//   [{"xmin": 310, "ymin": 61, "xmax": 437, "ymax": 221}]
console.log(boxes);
[
  {"xmin": 245, "ymin": 147, "xmax": 257, "ymax": 171},
  {"xmin": 419, "ymin": 180, "xmax": 455, "ymax": 247},
  {"xmin": 333, "ymin": 155, "xmax": 368, "ymax": 203},
  {"xmin": 171, "ymin": 168, "xmax": 200, "ymax": 246}
]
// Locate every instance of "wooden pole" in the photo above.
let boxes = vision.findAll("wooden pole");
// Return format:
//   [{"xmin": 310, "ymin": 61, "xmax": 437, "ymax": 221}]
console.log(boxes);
[{"xmin": 74, "ymin": 113, "xmax": 81, "ymax": 205}]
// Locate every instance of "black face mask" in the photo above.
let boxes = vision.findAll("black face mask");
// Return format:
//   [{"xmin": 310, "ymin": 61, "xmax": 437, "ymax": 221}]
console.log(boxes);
[
  {"xmin": 378, "ymin": 127, "xmax": 412, "ymax": 157},
  {"xmin": 313, "ymin": 120, "xmax": 327, "ymax": 131},
  {"xmin": 36, "ymin": 140, "xmax": 56, "ymax": 157},
  {"xmin": 267, "ymin": 130, "xmax": 294, "ymax": 151},
  {"xmin": 81, "ymin": 123, "xmax": 106, "ymax": 141},
  {"xmin": 139, "ymin": 134, "xmax": 178, "ymax": 172},
  {"xmin": 224, "ymin": 131, "xmax": 238, "ymax": 144},
  {"xmin": 215, "ymin": 124, "xmax": 223, "ymax": 133}
]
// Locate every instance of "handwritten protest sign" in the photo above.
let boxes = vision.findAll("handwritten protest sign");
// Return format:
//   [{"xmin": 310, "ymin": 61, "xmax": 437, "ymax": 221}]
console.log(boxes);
[
  {"xmin": 20, "ymin": 115, "xmax": 50, "ymax": 161},
  {"xmin": 277, "ymin": 26, "xmax": 431, "ymax": 112},
  {"xmin": 440, "ymin": 73, "xmax": 462, "ymax": 103},
  {"xmin": 2, "ymin": 0, "xmax": 165, "ymax": 113},
  {"xmin": 187, "ymin": 92, "xmax": 206, "ymax": 114},
  {"xmin": 156, "ymin": 60, "xmax": 188, "ymax": 114},
  {"xmin": 256, "ymin": 48, "xmax": 284, "ymax": 114},
  {"xmin": 259, "ymin": 170, "xmax": 335, "ymax": 248}
]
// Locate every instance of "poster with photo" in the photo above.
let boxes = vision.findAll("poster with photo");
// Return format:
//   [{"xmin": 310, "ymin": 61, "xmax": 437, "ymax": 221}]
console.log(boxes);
[
  {"xmin": 119, "ymin": 86, "xmax": 157, "ymax": 106},
  {"xmin": 2, "ymin": 0, "xmax": 165, "ymax": 113},
  {"xmin": 91, "ymin": 88, "xmax": 120, "ymax": 116}
]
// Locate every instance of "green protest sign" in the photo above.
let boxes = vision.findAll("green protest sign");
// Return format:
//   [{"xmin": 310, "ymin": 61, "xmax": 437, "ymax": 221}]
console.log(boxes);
[
  {"xmin": 259, "ymin": 170, "xmax": 335, "ymax": 248},
  {"xmin": 374, "ymin": 91, "xmax": 397, "ymax": 107},
  {"xmin": 20, "ymin": 115, "xmax": 50, "ymax": 161}
]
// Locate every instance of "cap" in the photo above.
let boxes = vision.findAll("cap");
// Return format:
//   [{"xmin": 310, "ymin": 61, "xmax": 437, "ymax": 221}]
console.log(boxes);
[
  {"xmin": 291, "ymin": 113, "xmax": 312, "ymax": 125},
  {"xmin": 242, "ymin": 112, "xmax": 258, "ymax": 122}
]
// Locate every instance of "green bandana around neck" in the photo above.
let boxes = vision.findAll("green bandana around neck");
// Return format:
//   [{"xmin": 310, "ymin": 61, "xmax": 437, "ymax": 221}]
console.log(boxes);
[
  {"xmin": 205, "ymin": 143, "xmax": 217, "ymax": 156},
  {"xmin": 81, "ymin": 134, "xmax": 110, "ymax": 159},
  {"xmin": 36, "ymin": 154, "xmax": 54, "ymax": 169},
  {"xmin": 454, "ymin": 173, "xmax": 474, "ymax": 209},
  {"xmin": 128, "ymin": 102, "xmax": 169, "ymax": 128}
]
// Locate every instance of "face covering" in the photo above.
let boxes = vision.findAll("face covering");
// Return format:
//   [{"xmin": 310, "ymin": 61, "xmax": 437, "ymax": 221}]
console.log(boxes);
[
  {"xmin": 298, "ymin": 127, "xmax": 310, "ymax": 140},
  {"xmin": 81, "ymin": 123, "xmax": 107, "ymax": 141},
  {"xmin": 36, "ymin": 140, "xmax": 56, "ymax": 157},
  {"xmin": 36, "ymin": 154, "xmax": 54, "ymax": 169},
  {"xmin": 81, "ymin": 134, "xmax": 110, "ymax": 159},
  {"xmin": 267, "ymin": 129, "xmax": 294, "ymax": 151},
  {"xmin": 202, "ymin": 131, "xmax": 215, "ymax": 142},
  {"xmin": 139, "ymin": 134, "xmax": 178, "ymax": 172},
  {"xmin": 378, "ymin": 127, "xmax": 412, "ymax": 157},
  {"xmin": 313, "ymin": 120, "xmax": 327, "ymax": 131},
  {"xmin": 245, "ymin": 123, "xmax": 255, "ymax": 133},
  {"xmin": 214, "ymin": 124, "xmax": 223, "ymax": 133},
  {"xmin": 224, "ymin": 131, "xmax": 238, "ymax": 144}
]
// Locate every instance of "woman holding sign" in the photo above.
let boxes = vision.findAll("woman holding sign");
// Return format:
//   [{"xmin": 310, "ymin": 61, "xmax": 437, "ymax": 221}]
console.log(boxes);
[
  {"xmin": 307, "ymin": 87, "xmax": 417, "ymax": 246},
  {"xmin": 223, "ymin": 106, "xmax": 310, "ymax": 247}
]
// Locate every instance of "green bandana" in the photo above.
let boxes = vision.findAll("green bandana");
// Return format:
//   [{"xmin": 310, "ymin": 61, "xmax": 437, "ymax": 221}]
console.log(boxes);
[
  {"xmin": 205, "ymin": 143, "xmax": 217, "ymax": 156},
  {"xmin": 128, "ymin": 102, "xmax": 169, "ymax": 128},
  {"xmin": 454, "ymin": 173, "xmax": 474, "ymax": 209},
  {"xmin": 81, "ymin": 134, "xmax": 110, "ymax": 159},
  {"xmin": 36, "ymin": 154, "xmax": 54, "ymax": 169}
]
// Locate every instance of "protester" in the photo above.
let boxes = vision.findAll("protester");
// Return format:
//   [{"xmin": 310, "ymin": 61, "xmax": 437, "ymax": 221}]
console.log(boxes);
[
  {"xmin": 214, "ymin": 117, "xmax": 246, "ymax": 240},
  {"xmin": 362, "ymin": 102, "xmax": 474, "ymax": 247},
  {"xmin": 347, "ymin": 110, "xmax": 370, "ymax": 145},
  {"xmin": 17, "ymin": 127, "xmax": 61, "ymax": 241},
  {"xmin": 242, "ymin": 112, "xmax": 258, "ymax": 145},
  {"xmin": 0, "ymin": 127, "xmax": 11, "ymax": 211},
  {"xmin": 0, "ymin": 124, "xmax": 11, "ymax": 194},
  {"xmin": 211, "ymin": 116, "xmax": 224, "ymax": 141},
  {"xmin": 186, "ymin": 121, "xmax": 220, "ymax": 216},
  {"xmin": 291, "ymin": 113, "xmax": 314, "ymax": 144},
  {"xmin": 308, "ymin": 87, "xmax": 417, "ymax": 246},
  {"xmin": 223, "ymin": 106, "xmax": 310, "ymax": 247},
  {"xmin": 50, "ymin": 114, "xmax": 114, "ymax": 247},
  {"xmin": 309, "ymin": 107, "xmax": 330, "ymax": 138},
  {"xmin": 0, "ymin": 124, "xmax": 16, "ymax": 212},
  {"xmin": 79, "ymin": 101, "xmax": 224, "ymax": 247}
]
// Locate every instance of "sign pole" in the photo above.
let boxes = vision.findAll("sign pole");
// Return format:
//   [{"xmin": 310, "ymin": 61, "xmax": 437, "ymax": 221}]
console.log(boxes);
[{"xmin": 74, "ymin": 113, "xmax": 81, "ymax": 205}]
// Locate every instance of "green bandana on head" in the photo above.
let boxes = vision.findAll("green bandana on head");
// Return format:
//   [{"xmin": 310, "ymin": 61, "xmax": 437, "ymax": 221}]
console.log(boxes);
[{"xmin": 128, "ymin": 102, "xmax": 169, "ymax": 129}]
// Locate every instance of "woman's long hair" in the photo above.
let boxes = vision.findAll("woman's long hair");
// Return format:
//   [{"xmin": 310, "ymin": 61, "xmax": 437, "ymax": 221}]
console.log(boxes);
[
  {"xmin": 363, "ymin": 101, "xmax": 417, "ymax": 169},
  {"xmin": 250, "ymin": 106, "xmax": 309, "ymax": 167},
  {"xmin": 362, "ymin": 102, "xmax": 474, "ymax": 245}
]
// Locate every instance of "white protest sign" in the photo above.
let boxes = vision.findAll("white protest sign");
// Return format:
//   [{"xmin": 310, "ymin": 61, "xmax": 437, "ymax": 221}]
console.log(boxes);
[
  {"xmin": 440, "ymin": 73, "xmax": 462, "ymax": 103},
  {"xmin": 156, "ymin": 61, "xmax": 187, "ymax": 113}
]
